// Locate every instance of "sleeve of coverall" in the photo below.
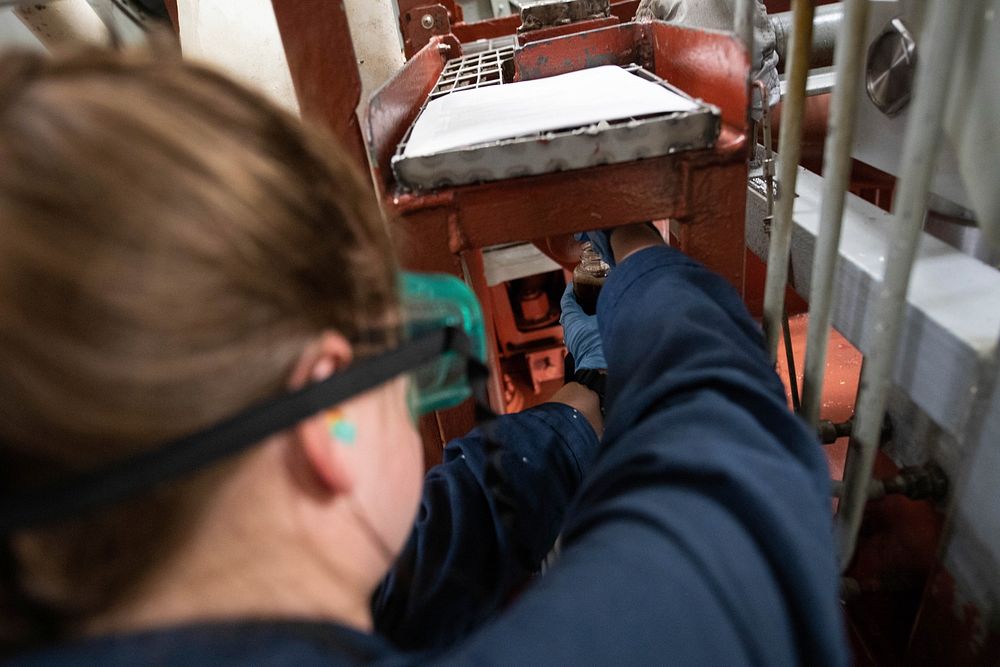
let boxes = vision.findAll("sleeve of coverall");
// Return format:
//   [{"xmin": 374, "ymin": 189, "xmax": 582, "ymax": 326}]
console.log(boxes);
[
  {"xmin": 429, "ymin": 246, "xmax": 849, "ymax": 666},
  {"xmin": 372, "ymin": 402, "xmax": 600, "ymax": 652}
]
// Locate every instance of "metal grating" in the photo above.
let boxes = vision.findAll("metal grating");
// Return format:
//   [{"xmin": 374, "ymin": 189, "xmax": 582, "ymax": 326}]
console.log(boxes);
[
  {"xmin": 428, "ymin": 45, "xmax": 516, "ymax": 101},
  {"xmin": 461, "ymin": 35, "xmax": 518, "ymax": 56}
]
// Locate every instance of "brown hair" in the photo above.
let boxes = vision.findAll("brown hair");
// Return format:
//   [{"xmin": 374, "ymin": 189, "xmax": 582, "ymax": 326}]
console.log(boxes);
[{"xmin": 0, "ymin": 45, "xmax": 398, "ymax": 651}]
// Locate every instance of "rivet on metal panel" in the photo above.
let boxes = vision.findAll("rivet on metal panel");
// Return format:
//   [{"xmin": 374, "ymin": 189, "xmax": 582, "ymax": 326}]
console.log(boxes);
[{"xmin": 421, "ymin": 13, "xmax": 435, "ymax": 29}]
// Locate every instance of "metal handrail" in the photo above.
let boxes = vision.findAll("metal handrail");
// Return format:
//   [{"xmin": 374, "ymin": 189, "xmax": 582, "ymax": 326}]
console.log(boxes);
[
  {"xmin": 800, "ymin": 0, "xmax": 871, "ymax": 428},
  {"xmin": 735, "ymin": 0, "xmax": 756, "ymax": 64},
  {"xmin": 762, "ymin": 0, "xmax": 815, "ymax": 363},
  {"xmin": 836, "ymin": 0, "xmax": 973, "ymax": 570}
]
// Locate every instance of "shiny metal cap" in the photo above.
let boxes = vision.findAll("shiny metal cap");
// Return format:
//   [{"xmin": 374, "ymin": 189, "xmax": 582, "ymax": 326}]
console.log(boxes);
[{"xmin": 866, "ymin": 18, "xmax": 918, "ymax": 117}]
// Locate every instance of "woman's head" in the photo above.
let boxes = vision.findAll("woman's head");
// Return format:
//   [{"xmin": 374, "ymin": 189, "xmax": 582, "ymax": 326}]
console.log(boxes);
[{"xmin": 0, "ymin": 46, "xmax": 423, "ymax": 646}]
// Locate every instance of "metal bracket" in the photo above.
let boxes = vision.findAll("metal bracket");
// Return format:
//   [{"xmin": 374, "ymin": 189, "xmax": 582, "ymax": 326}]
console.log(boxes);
[
  {"xmin": 751, "ymin": 80, "xmax": 777, "ymax": 238},
  {"xmin": 401, "ymin": 3, "xmax": 451, "ymax": 59}
]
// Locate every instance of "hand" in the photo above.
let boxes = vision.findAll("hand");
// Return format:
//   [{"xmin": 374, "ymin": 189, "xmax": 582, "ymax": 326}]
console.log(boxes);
[
  {"xmin": 560, "ymin": 283, "xmax": 607, "ymax": 371},
  {"xmin": 577, "ymin": 223, "xmax": 664, "ymax": 268}
]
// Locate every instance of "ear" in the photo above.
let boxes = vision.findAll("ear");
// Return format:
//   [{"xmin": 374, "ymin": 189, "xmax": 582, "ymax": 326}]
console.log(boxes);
[
  {"xmin": 289, "ymin": 332, "xmax": 355, "ymax": 494},
  {"xmin": 287, "ymin": 331, "xmax": 354, "ymax": 390}
]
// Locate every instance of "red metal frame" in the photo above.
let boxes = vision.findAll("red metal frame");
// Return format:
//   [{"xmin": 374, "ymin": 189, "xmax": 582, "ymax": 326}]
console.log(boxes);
[
  {"xmin": 489, "ymin": 273, "xmax": 567, "ymax": 406},
  {"xmin": 366, "ymin": 21, "xmax": 751, "ymax": 435},
  {"xmin": 397, "ymin": 1, "xmax": 642, "ymax": 59},
  {"xmin": 517, "ymin": 16, "xmax": 621, "ymax": 45},
  {"xmin": 490, "ymin": 280, "xmax": 564, "ymax": 355},
  {"xmin": 163, "ymin": 0, "xmax": 178, "ymax": 29},
  {"xmin": 166, "ymin": 4, "xmax": 992, "ymax": 660},
  {"xmin": 163, "ymin": 0, "xmax": 366, "ymax": 170},
  {"xmin": 271, "ymin": 0, "xmax": 367, "ymax": 169}
]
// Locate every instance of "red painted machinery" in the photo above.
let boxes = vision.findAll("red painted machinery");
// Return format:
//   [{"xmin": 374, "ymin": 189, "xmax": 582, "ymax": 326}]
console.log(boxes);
[
  {"xmin": 396, "ymin": 0, "xmax": 642, "ymax": 57},
  {"xmin": 365, "ymin": 18, "xmax": 752, "ymax": 446},
  {"xmin": 153, "ymin": 1, "xmax": 1000, "ymax": 663}
]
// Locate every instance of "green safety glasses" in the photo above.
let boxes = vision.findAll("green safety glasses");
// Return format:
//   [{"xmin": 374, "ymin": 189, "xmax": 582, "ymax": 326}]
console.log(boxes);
[
  {"xmin": 401, "ymin": 272, "xmax": 488, "ymax": 417},
  {"xmin": 0, "ymin": 271, "xmax": 490, "ymax": 534}
]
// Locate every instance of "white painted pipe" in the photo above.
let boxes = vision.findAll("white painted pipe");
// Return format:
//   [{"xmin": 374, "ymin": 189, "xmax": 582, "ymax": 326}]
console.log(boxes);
[
  {"xmin": 837, "ymin": 0, "xmax": 973, "ymax": 570},
  {"xmin": 343, "ymin": 0, "xmax": 405, "ymax": 113},
  {"xmin": 176, "ymin": 0, "xmax": 301, "ymax": 116},
  {"xmin": 15, "ymin": 0, "xmax": 110, "ymax": 48},
  {"xmin": 800, "ymin": 0, "xmax": 871, "ymax": 428},
  {"xmin": 762, "ymin": 0, "xmax": 815, "ymax": 362},
  {"xmin": 734, "ymin": 0, "xmax": 755, "ymax": 63}
]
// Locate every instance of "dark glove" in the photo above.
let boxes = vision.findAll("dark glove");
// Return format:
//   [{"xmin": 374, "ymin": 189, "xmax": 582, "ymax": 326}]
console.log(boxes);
[{"xmin": 560, "ymin": 283, "xmax": 607, "ymax": 370}]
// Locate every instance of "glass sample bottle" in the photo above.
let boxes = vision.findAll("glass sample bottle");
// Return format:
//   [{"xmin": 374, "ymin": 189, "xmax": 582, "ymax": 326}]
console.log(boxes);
[{"xmin": 573, "ymin": 242, "xmax": 611, "ymax": 316}]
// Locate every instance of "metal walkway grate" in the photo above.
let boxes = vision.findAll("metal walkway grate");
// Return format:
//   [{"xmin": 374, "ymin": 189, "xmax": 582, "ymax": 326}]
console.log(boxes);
[{"xmin": 428, "ymin": 45, "xmax": 516, "ymax": 101}]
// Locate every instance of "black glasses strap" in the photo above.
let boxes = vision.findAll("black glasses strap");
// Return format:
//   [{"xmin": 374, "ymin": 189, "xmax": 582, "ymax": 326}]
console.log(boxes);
[{"xmin": 0, "ymin": 327, "xmax": 470, "ymax": 534}]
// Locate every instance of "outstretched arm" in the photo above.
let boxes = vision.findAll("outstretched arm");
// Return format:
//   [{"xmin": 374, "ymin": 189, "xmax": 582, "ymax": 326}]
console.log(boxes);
[
  {"xmin": 433, "ymin": 241, "xmax": 847, "ymax": 665},
  {"xmin": 373, "ymin": 395, "xmax": 600, "ymax": 651}
]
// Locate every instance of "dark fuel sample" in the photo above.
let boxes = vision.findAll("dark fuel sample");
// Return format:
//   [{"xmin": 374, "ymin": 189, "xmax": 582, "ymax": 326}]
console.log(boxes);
[{"xmin": 573, "ymin": 243, "xmax": 610, "ymax": 316}]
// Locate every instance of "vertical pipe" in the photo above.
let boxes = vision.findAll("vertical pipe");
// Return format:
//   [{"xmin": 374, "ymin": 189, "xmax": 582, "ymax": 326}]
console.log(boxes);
[
  {"xmin": 762, "ymin": 0, "xmax": 815, "ymax": 362},
  {"xmin": 735, "ymin": 0, "xmax": 756, "ymax": 120},
  {"xmin": 14, "ymin": 0, "xmax": 110, "ymax": 48},
  {"xmin": 837, "ymin": 0, "xmax": 973, "ymax": 569},
  {"xmin": 734, "ymin": 0, "xmax": 756, "ymax": 63},
  {"xmin": 800, "ymin": 0, "xmax": 871, "ymax": 428},
  {"xmin": 343, "ymin": 0, "xmax": 406, "ymax": 113},
  {"xmin": 772, "ymin": 3, "xmax": 845, "ymax": 71},
  {"xmin": 177, "ymin": 0, "xmax": 301, "ymax": 115}
]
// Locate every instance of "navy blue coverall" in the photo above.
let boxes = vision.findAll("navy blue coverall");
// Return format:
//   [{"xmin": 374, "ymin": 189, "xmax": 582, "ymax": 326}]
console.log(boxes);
[{"xmin": 10, "ymin": 246, "xmax": 848, "ymax": 666}]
